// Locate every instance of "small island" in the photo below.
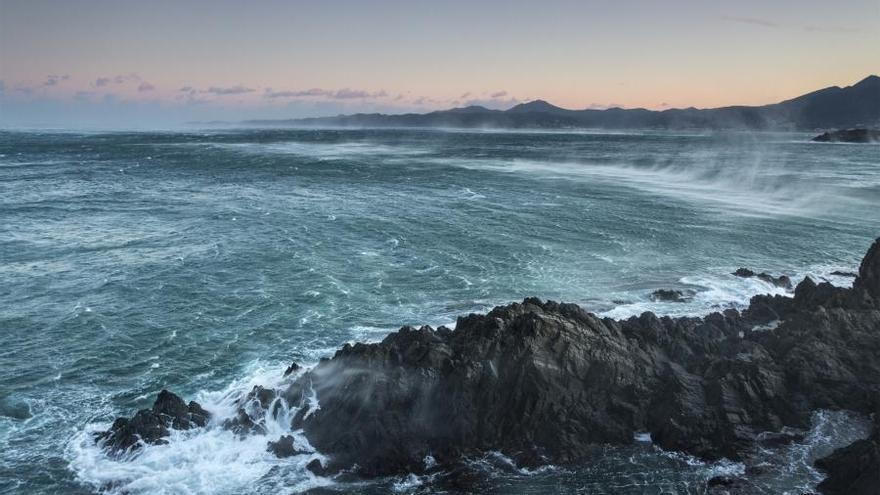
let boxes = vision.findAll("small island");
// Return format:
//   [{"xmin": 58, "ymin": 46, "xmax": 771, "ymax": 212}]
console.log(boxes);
[{"xmin": 812, "ymin": 128, "xmax": 880, "ymax": 143}]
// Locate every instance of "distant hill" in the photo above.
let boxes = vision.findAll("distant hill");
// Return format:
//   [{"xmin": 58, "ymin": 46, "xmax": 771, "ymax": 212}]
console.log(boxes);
[{"xmin": 244, "ymin": 75, "xmax": 880, "ymax": 130}]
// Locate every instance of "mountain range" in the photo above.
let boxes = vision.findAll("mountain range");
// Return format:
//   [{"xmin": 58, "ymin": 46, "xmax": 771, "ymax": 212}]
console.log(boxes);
[{"xmin": 244, "ymin": 75, "xmax": 880, "ymax": 130}]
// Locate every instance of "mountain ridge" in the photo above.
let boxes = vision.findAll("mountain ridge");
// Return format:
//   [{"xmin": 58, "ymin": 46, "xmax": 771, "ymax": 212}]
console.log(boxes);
[{"xmin": 243, "ymin": 75, "xmax": 880, "ymax": 130}]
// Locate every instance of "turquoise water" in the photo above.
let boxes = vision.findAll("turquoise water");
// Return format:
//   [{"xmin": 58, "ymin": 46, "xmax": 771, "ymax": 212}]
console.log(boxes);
[{"xmin": 1, "ymin": 128, "xmax": 878, "ymax": 494}]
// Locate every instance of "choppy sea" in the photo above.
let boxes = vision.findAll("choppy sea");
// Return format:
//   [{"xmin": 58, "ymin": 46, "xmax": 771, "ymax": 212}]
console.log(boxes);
[{"xmin": 1, "ymin": 128, "xmax": 878, "ymax": 494}]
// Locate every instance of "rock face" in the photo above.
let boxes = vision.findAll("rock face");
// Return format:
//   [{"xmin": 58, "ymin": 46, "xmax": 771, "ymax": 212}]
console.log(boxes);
[
  {"xmin": 812, "ymin": 129, "xmax": 880, "ymax": 143},
  {"xmin": 98, "ymin": 238, "xmax": 880, "ymax": 490},
  {"xmin": 95, "ymin": 390, "xmax": 209, "ymax": 454}
]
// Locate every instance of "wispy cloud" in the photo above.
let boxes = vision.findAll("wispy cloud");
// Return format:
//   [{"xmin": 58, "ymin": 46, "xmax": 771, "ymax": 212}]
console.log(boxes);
[
  {"xmin": 114, "ymin": 73, "xmax": 141, "ymax": 84},
  {"xmin": 263, "ymin": 87, "xmax": 388, "ymax": 99},
  {"xmin": 490, "ymin": 90, "xmax": 508, "ymax": 98},
  {"xmin": 204, "ymin": 85, "xmax": 255, "ymax": 95},
  {"xmin": 722, "ymin": 15, "xmax": 859, "ymax": 33},
  {"xmin": 94, "ymin": 77, "xmax": 111, "ymax": 87},
  {"xmin": 44, "ymin": 74, "xmax": 70, "ymax": 87},
  {"xmin": 586, "ymin": 102, "xmax": 624, "ymax": 110},
  {"xmin": 137, "ymin": 82, "xmax": 156, "ymax": 92}
]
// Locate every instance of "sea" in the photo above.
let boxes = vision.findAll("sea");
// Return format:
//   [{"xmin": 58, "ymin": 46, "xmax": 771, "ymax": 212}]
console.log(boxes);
[{"xmin": 1, "ymin": 128, "xmax": 878, "ymax": 494}]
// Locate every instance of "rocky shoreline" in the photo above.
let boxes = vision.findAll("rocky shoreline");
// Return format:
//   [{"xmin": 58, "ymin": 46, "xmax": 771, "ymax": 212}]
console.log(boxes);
[{"xmin": 96, "ymin": 238, "xmax": 880, "ymax": 493}]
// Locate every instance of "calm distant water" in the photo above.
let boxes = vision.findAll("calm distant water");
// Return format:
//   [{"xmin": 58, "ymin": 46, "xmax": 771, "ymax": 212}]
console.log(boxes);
[{"xmin": 1, "ymin": 128, "xmax": 878, "ymax": 494}]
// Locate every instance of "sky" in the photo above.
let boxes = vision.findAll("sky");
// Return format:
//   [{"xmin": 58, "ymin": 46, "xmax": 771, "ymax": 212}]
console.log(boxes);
[{"xmin": 1, "ymin": 0, "xmax": 878, "ymax": 127}]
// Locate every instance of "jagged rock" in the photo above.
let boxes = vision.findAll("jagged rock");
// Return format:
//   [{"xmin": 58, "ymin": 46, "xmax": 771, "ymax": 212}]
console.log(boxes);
[
  {"xmin": 283, "ymin": 361, "xmax": 301, "ymax": 377},
  {"xmin": 278, "ymin": 239, "xmax": 880, "ymax": 477},
  {"xmin": 95, "ymin": 390, "xmax": 210, "ymax": 454},
  {"xmin": 267, "ymin": 435, "xmax": 305, "ymax": 458},
  {"xmin": 830, "ymin": 270, "xmax": 857, "ymax": 277},
  {"xmin": 306, "ymin": 459, "xmax": 328, "ymax": 476},
  {"xmin": 733, "ymin": 268, "xmax": 793, "ymax": 289},
  {"xmin": 650, "ymin": 289, "xmax": 693, "ymax": 302},
  {"xmin": 222, "ymin": 385, "xmax": 280, "ymax": 436}
]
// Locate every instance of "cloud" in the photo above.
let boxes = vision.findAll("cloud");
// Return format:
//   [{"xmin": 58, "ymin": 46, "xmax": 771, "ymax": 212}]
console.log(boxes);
[
  {"xmin": 179, "ymin": 86, "xmax": 194, "ymax": 92},
  {"xmin": 264, "ymin": 88, "xmax": 328, "ymax": 98},
  {"xmin": 94, "ymin": 77, "xmax": 111, "ymax": 87},
  {"xmin": 459, "ymin": 92, "xmax": 471, "ymax": 99},
  {"xmin": 490, "ymin": 90, "xmax": 507, "ymax": 98},
  {"xmin": 586, "ymin": 102, "xmax": 624, "ymax": 110},
  {"xmin": 114, "ymin": 73, "xmax": 141, "ymax": 84},
  {"xmin": 263, "ymin": 87, "xmax": 388, "ymax": 100},
  {"xmin": 44, "ymin": 74, "xmax": 70, "ymax": 86},
  {"xmin": 137, "ymin": 82, "xmax": 156, "ymax": 92},
  {"xmin": 721, "ymin": 15, "xmax": 778, "ymax": 27},
  {"xmin": 204, "ymin": 85, "xmax": 255, "ymax": 95}
]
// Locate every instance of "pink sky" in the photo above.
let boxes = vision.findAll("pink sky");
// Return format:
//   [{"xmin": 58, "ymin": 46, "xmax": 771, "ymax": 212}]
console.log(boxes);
[{"xmin": 1, "ymin": 0, "xmax": 878, "ymax": 126}]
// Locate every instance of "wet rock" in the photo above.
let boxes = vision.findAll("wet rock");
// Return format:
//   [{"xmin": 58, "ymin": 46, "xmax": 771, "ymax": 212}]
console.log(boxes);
[
  {"xmin": 829, "ymin": 271, "xmax": 857, "ymax": 277},
  {"xmin": 280, "ymin": 238, "xmax": 880, "ymax": 478},
  {"xmin": 650, "ymin": 289, "xmax": 693, "ymax": 302},
  {"xmin": 95, "ymin": 390, "xmax": 210, "ymax": 454},
  {"xmin": 267, "ymin": 435, "xmax": 305, "ymax": 458},
  {"xmin": 814, "ymin": 402, "xmax": 880, "ymax": 495},
  {"xmin": 283, "ymin": 361, "xmax": 301, "ymax": 377},
  {"xmin": 733, "ymin": 268, "xmax": 793, "ymax": 289},
  {"xmin": 757, "ymin": 430, "xmax": 805, "ymax": 448},
  {"xmin": 306, "ymin": 459, "xmax": 329, "ymax": 476},
  {"xmin": 706, "ymin": 475, "xmax": 756, "ymax": 495}
]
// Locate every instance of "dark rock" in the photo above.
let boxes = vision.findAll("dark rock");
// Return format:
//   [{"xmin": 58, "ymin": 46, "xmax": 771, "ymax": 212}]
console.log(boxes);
[
  {"xmin": 812, "ymin": 129, "xmax": 880, "ymax": 143},
  {"xmin": 815, "ymin": 434, "xmax": 879, "ymax": 495},
  {"xmin": 95, "ymin": 390, "xmax": 211, "ymax": 454},
  {"xmin": 757, "ymin": 430, "xmax": 805, "ymax": 448},
  {"xmin": 814, "ymin": 401, "xmax": 880, "ymax": 495},
  {"xmin": 733, "ymin": 268, "xmax": 757, "ymax": 278},
  {"xmin": 306, "ymin": 459, "xmax": 329, "ymax": 477},
  {"xmin": 706, "ymin": 475, "xmax": 756, "ymax": 494},
  {"xmin": 283, "ymin": 361, "xmax": 301, "ymax": 377},
  {"xmin": 279, "ymin": 238, "xmax": 880, "ymax": 478},
  {"xmin": 733, "ymin": 268, "xmax": 793, "ymax": 289},
  {"xmin": 267, "ymin": 435, "xmax": 305, "ymax": 458},
  {"xmin": 830, "ymin": 271, "xmax": 857, "ymax": 277},
  {"xmin": 650, "ymin": 289, "xmax": 693, "ymax": 302}
]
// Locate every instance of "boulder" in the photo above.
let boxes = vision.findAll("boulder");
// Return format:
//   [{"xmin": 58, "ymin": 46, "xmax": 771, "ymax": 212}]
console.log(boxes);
[
  {"xmin": 267, "ymin": 435, "xmax": 305, "ymax": 458},
  {"xmin": 95, "ymin": 390, "xmax": 210, "ymax": 454}
]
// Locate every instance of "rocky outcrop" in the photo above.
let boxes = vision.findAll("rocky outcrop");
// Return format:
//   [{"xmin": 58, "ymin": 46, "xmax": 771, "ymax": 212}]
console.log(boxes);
[
  {"xmin": 95, "ymin": 390, "xmax": 209, "ymax": 454},
  {"xmin": 650, "ymin": 288, "xmax": 694, "ymax": 302},
  {"xmin": 732, "ymin": 268, "xmax": 793, "ymax": 289},
  {"xmin": 97, "ymin": 238, "xmax": 880, "ymax": 491},
  {"xmin": 812, "ymin": 129, "xmax": 880, "ymax": 143}
]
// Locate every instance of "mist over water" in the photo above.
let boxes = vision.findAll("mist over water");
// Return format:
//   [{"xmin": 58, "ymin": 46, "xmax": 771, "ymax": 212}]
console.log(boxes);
[{"xmin": 1, "ymin": 128, "xmax": 877, "ymax": 494}]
